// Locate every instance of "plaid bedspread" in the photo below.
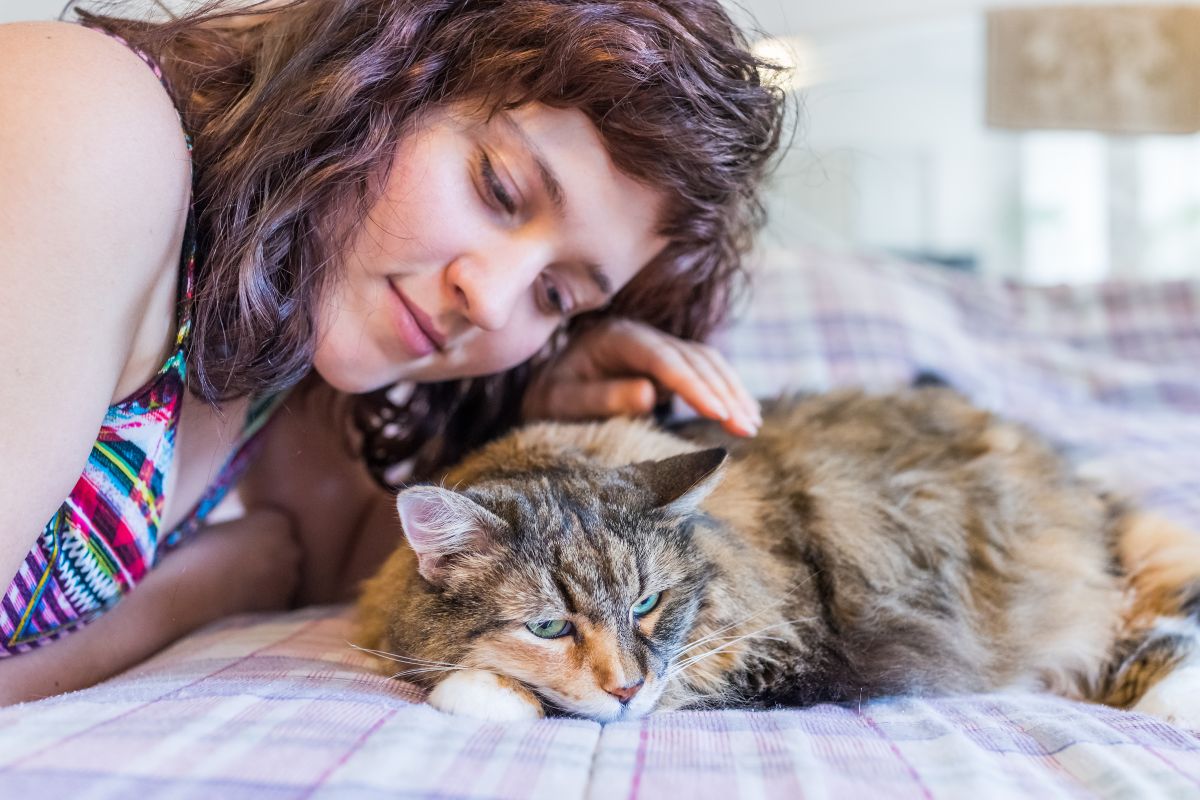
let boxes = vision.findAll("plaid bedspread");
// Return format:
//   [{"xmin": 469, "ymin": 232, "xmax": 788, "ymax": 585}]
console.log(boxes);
[{"xmin": 2, "ymin": 248, "xmax": 1199, "ymax": 798}]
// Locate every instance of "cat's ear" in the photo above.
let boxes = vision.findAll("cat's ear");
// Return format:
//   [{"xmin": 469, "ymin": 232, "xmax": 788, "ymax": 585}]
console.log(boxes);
[
  {"xmin": 633, "ymin": 447, "xmax": 728, "ymax": 517},
  {"xmin": 395, "ymin": 486, "xmax": 505, "ymax": 585}
]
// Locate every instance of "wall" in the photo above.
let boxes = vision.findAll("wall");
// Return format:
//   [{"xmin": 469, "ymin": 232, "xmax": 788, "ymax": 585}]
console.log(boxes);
[
  {"xmin": 2, "ymin": 1, "xmax": 72, "ymax": 23},
  {"xmin": 747, "ymin": 2, "xmax": 1200, "ymax": 281},
  {"xmin": 7, "ymin": 0, "xmax": 1200, "ymax": 280}
]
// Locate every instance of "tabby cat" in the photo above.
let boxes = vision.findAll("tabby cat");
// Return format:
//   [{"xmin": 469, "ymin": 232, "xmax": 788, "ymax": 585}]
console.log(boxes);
[{"xmin": 356, "ymin": 388, "xmax": 1200, "ymax": 725}]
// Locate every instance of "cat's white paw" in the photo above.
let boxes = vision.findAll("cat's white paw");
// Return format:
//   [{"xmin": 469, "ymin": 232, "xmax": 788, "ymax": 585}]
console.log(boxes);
[
  {"xmin": 1131, "ymin": 666, "xmax": 1200, "ymax": 731},
  {"xmin": 427, "ymin": 669, "xmax": 544, "ymax": 722}
]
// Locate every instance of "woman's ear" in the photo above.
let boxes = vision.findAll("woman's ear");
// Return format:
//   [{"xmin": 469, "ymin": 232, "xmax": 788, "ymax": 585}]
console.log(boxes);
[{"xmin": 395, "ymin": 486, "xmax": 506, "ymax": 584}]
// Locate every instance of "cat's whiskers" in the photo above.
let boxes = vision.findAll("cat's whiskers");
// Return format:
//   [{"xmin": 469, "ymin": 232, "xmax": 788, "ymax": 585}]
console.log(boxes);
[
  {"xmin": 382, "ymin": 655, "xmax": 467, "ymax": 669},
  {"xmin": 679, "ymin": 618, "xmax": 760, "ymax": 655},
  {"xmin": 677, "ymin": 572, "xmax": 822, "ymax": 658},
  {"xmin": 349, "ymin": 642, "xmax": 459, "ymax": 667},
  {"xmin": 679, "ymin": 633, "xmax": 789, "ymax": 656},
  {"xmin": 348, "ymin": 642, "xmax": 486, "ymax": 673},
  {"xmin": 679, "ymin": 624, "xmax": 784, "ymax": 656},
  {"xmin": 664, "ymin": 617, "xmax": 817, "ymax": 683},
  {"xmin": 389, "ymin": 665, "xmax": 471, "ymax": 680},
  {"xmin": 665, "ymin": 643, "xmax": 761, "ymax": 683}
]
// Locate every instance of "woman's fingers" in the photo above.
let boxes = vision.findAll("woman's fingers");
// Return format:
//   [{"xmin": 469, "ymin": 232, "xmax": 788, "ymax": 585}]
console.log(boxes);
[
  {"xmin": 601, "ymin": 325, "xmax": 758, "ymax": 435},
  {"xmin": 559, "ymin": 320, "xmax": 724, "ymax": 421},
  {"xmin": 521, "ymin": 318, "xmax": 760, "ymax": 436},
  {"xmin": 687, "ymin": 344, "xmax": 762, "ymax": 431},
  {"xmin": 634, "ymin": 343, "xmax": 733, "ymax": 424},
  {"xmin": 665, "ymin": 342, "xmax": 755, "ymax": 435},
  {"xmin": 534, "ymin": 377, "xmax": 658, "ymax": 421}
]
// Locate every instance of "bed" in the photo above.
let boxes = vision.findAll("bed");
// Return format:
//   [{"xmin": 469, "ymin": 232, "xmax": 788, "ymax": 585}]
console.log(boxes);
[{"xmin": 2, "ymin": 248, "xmax": 1198, "ymax": 798}]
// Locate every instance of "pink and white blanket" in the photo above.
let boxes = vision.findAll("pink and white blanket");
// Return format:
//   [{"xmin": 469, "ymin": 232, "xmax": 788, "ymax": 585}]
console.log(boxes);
[{"xmin": 2, "ymin": 249, "xmax": 1198, "ymax": 798}]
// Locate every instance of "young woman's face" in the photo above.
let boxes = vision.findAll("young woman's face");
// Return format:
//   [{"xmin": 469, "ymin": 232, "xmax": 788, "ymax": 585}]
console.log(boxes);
[{"xmin": 313, "ymin": 103, "xmax": 667, "ymax": 393}]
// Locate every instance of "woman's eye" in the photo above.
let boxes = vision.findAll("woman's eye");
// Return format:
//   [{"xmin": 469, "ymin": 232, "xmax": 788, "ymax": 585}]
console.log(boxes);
[
  {"xmin": 632, "ymin": 592, "xmax": 661, "ymax": 618},
  {"xmin": 539, "ymin": 276, "xmax": 571, "ymax": 316},
  {"xmin": 479, "ymin": 152, "xmax": 517, "ymax": 215},
  {"xmin": 526, "ymin": 619, "xmax": 574, "ymax": 639}
]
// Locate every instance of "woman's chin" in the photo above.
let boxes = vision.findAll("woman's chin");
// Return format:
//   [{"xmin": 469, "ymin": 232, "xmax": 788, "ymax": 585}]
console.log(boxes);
[{"xmin": 311, "ymin": 353, "xmax": 408, "ymax": 395}]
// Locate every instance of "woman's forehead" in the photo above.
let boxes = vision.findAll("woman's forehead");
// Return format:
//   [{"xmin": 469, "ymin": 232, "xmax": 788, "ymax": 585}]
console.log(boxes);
[
  {"xmin": 496, "ymin": 104, "xmax": 669, "ymax": 287},
  {"xmin": 382, "ymin": 100, "xmax": 668, "ymax": 298}
]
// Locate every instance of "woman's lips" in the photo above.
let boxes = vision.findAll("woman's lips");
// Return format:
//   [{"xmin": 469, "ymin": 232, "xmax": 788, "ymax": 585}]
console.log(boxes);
[
  {"xmin": 405, "ymin": 291, "xmax": 448, "ymax": 350},
  {"xmin": 387, "ymin": 282, "xmax": 444, "ymax": 357}
]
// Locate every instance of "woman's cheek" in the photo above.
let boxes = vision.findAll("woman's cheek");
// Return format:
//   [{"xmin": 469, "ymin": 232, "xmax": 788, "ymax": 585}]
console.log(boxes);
[{"xmin": 458, "ymin": 318, "xmax": 561, "ymax": 377}]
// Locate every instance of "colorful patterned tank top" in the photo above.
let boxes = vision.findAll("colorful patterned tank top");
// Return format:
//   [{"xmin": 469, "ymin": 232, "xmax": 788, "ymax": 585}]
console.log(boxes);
[{"xmin": 0, "ymin": 29, "xmax": 287, "ymax": 657}]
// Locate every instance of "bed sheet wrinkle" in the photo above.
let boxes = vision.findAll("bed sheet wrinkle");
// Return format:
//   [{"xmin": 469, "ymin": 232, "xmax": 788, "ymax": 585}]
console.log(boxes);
[{"xmin": 4, "ymin": 249, "xmax": 1200, "ymax": 797}]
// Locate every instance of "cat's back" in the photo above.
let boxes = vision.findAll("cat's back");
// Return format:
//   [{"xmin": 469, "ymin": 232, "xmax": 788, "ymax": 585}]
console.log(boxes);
[
  {"xmin": 725, "ymin": 388, "xmax": 1026, "ymax": 468},
  {"xmin": 727, "ymin": 388, "xmax": 1068, "ymax": 502},
  {"xmin": 733, "ymin": 387, "xmax": 1111, "ymax": 568},
  {"xmin": 694, "ymin": 388, "xmax": 1124, "ymax": 693}
]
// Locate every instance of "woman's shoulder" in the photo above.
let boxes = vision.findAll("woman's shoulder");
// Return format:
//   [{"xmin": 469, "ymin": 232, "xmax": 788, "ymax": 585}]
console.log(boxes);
[
  {"xmin": 0, "ymin": 20, "xmax": 194, "ymax": 393},
  {"xmin": 0, "ymin": 20, "xmax": 195, "ymax": 581},
  {"xmin": 0, "ymin": 20, "xmax": 193, "ymax": 221}
]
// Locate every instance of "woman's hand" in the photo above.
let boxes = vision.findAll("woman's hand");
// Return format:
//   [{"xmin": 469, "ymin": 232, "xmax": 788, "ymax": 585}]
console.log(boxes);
[{"xmin": 521, "ymin": 318, "xmax": 761, "ymax": 436}]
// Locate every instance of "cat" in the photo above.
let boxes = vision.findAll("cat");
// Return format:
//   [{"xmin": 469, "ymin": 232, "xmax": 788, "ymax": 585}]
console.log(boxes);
[{"xmin": 355, "ymin": 387, "xmax": 1200, "ymax": 725}]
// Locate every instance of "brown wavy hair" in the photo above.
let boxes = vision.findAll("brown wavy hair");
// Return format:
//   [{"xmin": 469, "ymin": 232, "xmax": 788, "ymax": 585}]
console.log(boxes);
[{"xmin": 69, "ymin": 0, "xmax": 787, "ymax": 484}]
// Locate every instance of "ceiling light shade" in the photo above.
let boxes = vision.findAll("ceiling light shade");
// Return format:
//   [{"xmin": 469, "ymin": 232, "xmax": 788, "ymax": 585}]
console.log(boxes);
[
  {"xmin": 987, "ymin": 5, "xmax": 1200, "ymax": 134},
  {"xmin": 752, "ymin": 35, "xmax": 822, "ymax": 92}
]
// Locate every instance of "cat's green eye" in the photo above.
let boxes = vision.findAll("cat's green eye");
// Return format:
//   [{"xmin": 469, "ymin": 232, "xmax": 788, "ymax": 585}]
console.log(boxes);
[
  {"xmin": 632, "ymin": 592, "xmax": 661, "ymax": 617},
  {"xmin": 526, "ymin": 619, "xmax": 573, "ymax": 639}
]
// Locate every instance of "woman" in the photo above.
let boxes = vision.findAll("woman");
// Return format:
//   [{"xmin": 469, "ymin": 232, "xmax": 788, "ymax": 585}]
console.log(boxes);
[{"xmin": 0, "ymin": 0, "xmax": 784, "ymax": 703}]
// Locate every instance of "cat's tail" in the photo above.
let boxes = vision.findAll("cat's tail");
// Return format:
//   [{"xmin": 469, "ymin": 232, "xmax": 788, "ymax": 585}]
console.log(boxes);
[{"xmin": 1095, "ymin": 512, "xmax": 1200, "ymax": 726}]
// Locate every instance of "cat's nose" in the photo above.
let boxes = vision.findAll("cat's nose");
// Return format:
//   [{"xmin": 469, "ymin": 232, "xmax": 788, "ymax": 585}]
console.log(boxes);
[{"xmin": 606, "ymin": 680, "xmax": 644, "ymax": 705}]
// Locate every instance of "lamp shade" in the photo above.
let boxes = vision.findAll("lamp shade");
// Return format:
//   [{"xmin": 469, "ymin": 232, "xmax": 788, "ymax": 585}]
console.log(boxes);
[{"xmin": 987, "ymin": 5, "xmax": 1200, "ymax": 134}]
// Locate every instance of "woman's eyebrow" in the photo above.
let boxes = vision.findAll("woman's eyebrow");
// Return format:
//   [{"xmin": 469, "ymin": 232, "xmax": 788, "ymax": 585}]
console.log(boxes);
[
  {"xmin": 498, "ymin": 112, "xmax": 614, "ymax": 299},
  {"xmin": 497, "ymin": 112, "xmax": 565, "ymax": 214},
  {"xmin": 583, "ymin": 262, "xmax": 613, "ymax": 298}
]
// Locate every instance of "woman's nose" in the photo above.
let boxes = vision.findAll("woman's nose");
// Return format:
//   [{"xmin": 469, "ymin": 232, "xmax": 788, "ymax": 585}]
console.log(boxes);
[{"xmin": 449, "ymin": 239, "xmax": 549, "ymax": 332}]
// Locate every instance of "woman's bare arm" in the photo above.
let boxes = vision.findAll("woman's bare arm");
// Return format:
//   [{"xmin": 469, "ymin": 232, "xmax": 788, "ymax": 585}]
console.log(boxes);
[
  {"xmin": 238, "ymin": 383, "xmax": 400, "ymax": 606},
  {"xmin": 0, "ymin": 21, "xmax": 193, "ymax": 590},
  {"xmin": 0, "ymin": 509, "xmax": 300, "ymax": 706}
]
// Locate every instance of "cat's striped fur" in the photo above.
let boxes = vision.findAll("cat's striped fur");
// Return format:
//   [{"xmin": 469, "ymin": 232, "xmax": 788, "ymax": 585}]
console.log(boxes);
[{"xmin": 356, "ymin": 388, "xmax": 1200, "ymax": 724}]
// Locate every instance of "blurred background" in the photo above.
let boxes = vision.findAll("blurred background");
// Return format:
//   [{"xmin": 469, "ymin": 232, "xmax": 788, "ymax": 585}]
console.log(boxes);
[{"xmin": 6, "ymin": 0, "xmax": 1200, "ymax": 282}]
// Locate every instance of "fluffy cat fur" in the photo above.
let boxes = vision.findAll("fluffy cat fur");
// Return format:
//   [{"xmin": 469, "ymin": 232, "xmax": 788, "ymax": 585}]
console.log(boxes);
[{"xmin": 356, "ymin": 388, "xmax": 1200, "ymax": 725}]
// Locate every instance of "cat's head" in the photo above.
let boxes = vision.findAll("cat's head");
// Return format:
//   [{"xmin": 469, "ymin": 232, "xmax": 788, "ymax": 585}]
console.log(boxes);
[{"xmin": 394, "ymin": 447, "xmax": 727, "ymax": 722}]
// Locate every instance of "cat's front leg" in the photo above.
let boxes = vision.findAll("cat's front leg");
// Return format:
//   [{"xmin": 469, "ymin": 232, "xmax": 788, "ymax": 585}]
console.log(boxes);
[
  {"xmin": 427, "ymin": 670, "xmax": 545, "ymax": 722},
  {"xmin": 1131, "ymin": 664, "xmax": 1200, "ymax": 731},
  {"xmin": 1121, "ymin": 617, "xmax": 1200, "ymax": 731}
]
